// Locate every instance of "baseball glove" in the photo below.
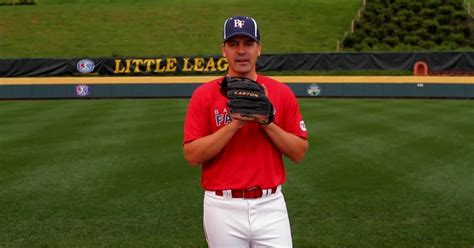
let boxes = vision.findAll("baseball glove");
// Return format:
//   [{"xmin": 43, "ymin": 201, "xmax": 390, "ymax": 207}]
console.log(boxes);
[{"xmin": 220, "ymin": 77, "xmax": 274, "ymax": 125}]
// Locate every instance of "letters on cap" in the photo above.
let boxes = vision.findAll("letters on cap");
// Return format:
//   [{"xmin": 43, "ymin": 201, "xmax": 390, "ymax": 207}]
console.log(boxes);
[{"xmin": 223, "ymin": 16, "xmax": 260, "ymax": 42}]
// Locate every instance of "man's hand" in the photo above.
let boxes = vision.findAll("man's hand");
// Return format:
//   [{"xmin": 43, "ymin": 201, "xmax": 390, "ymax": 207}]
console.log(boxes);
[{"xmin": 221, "ymin": 77, "xmax": 274, "ymax": 125}]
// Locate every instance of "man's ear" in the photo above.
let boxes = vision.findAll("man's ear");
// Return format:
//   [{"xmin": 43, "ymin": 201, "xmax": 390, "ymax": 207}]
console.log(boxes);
[{"xmin": 222, "ymin": 45, "xmax": 226, "ymax": 57}]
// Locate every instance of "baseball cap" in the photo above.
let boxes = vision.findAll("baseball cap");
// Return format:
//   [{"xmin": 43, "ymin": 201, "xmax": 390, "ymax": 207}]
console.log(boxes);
[{"xmin": 223, "ymin": 16, "xmax": 260, "ymax": 42}]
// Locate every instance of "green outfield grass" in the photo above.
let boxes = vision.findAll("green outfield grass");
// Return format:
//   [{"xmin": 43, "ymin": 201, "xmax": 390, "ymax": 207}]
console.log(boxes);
[
  {"xmin": 0, "ymin": 0, "xmax": 361, "ymax": 58},
  {"xmin": 1, "ymin": 98, "xmax": 473, "ymax": 247}
]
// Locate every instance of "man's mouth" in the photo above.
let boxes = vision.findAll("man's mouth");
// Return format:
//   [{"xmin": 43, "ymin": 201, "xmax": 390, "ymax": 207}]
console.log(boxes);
[{"xmin": 235, "ymin": 58, "xmax": 249, "ymax": 63}]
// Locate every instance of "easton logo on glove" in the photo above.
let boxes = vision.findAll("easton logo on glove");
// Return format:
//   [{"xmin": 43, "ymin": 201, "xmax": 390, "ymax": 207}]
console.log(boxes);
[
  {"xmin": 220, "ymin": 77, "xmax": 274, "ymax": 125},
  {"xmin": 229, "ymin": 90, "xmax": 260, "ymax": 98}
]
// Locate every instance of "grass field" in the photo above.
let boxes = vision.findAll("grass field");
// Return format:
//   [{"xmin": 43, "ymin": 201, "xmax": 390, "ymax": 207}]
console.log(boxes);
[
  {"xmin": 1, "ymin": 98, "xmax": 473, "ymax": 247},
  {"xmin": 0, "ymin": 0, "xmax": 362, "ymax": 58}
]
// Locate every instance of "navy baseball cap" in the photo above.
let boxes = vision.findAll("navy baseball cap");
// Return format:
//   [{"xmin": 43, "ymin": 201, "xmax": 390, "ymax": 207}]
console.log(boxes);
[{"xmin": 223, "ymin": 16, "xmax": 260, "ymax": 42}]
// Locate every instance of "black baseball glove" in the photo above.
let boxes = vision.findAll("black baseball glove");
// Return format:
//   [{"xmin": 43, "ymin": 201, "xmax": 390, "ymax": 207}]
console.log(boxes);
[{"xmin": 220, "ymin": 77, "xmax": 274, "ymax": 125}]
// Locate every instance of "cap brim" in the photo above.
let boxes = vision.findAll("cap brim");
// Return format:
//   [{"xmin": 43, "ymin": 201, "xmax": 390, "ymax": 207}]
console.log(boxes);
[{"xmin": 224, "ymin": 32, "xmax": 259, "ymax": 42}]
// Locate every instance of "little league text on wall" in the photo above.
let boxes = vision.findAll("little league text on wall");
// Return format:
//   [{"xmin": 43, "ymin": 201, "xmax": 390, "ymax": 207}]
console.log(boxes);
[{"xmin": 114, "ymin": 57, "xmax": 228, "ymax": 74}]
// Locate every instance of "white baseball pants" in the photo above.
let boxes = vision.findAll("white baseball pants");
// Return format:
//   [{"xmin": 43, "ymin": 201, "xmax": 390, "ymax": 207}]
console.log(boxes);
[{"xmin": 203, "ymin": 188, "xmax": 292, "ymax": 247}]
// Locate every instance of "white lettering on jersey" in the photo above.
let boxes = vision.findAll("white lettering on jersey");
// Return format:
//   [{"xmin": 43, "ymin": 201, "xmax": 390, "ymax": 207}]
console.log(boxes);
[{"xmin": 215, "ymin": 108, "xmax": 232, "ymax": 126}]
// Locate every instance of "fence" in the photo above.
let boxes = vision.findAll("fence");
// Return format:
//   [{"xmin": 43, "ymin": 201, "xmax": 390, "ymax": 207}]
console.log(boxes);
[
  {"xmin": 1, "ymin": 76, "xmax": 473, "ymax": 99},
  {"xmin": 337, "ymin": 0, "xmax": 366, "ymax": 51},
  {"xmin": 1, "ymin": 52, "xmax": 473, "ymax": 77},
  {"xmin": 464, "ymin": 0, "xmax": 473, "ymax": 17}
]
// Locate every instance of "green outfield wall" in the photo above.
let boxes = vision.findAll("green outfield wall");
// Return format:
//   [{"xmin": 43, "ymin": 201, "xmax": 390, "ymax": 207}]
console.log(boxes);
[{"xmin": 0, "ymin": 76, "xmax": 473, "ymax": 99}]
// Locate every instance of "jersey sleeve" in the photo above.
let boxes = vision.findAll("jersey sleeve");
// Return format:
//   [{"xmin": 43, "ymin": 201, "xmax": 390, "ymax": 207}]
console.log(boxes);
[
  {"xmin": 183, "ymin": 87, "xmax": 211, "ymax": 144},
  {"xmin": 279, "ymin": 88, "xmax": 308, "ymax": 139}
]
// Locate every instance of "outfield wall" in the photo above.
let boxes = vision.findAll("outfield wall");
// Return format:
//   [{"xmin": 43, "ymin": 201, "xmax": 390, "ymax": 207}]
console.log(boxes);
[
  {"xmin": 1, "ymin": 52, "xmax": 473, "ymax": 77},
  {"xmin": 0, "ymin": 76, "xmax": 473, "ymax": 99}
]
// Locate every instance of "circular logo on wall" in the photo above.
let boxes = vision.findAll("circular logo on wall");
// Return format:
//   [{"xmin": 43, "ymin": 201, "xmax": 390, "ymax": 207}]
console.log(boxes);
[
  {"xmin": 307, "ymin": 83, "xmax": 321, "ymax": 96},
  {"xmin": 76, "ymin": 84, "xmax": 90, "ymax": 96},
  {"xmin": 76, "ymin": 59, "xmax": 95, "ymax": 73}
]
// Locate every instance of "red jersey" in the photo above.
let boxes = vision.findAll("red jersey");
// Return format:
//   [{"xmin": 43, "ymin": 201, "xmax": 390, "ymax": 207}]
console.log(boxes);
[{"xmin": 183, "ymin": 75, "xmax": 308, "ymax": 190}]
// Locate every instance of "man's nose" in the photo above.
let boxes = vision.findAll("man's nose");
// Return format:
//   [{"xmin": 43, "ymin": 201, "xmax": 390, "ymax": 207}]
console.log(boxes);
[{"xmin": 237, "ymin": 44, "xmax": 246, "ymax": 54}]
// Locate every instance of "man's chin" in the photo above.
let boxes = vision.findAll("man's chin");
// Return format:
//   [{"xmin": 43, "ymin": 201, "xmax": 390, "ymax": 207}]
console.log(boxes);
[{"xmin": 233, "ymin": 66, "xmax": 252, "ymax": 74}]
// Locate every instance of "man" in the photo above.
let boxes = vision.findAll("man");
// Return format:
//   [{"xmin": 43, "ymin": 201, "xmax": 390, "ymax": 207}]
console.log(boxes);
[{"xmin": 183, "ymin": 15, "xmax": 308, "ymax": 247}]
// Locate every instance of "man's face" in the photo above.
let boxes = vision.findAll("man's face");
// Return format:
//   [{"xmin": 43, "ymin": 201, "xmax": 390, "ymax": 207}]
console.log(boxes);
[{"xmin": 222, "ymin": 35, "xmax": 261, "ymax": 77}]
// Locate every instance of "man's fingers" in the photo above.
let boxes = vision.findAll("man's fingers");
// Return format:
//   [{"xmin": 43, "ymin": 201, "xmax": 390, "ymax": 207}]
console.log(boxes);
[
  {"xmin": 230, "ymin": 113, "xmax": 255, "ymax": 122},
  {"xmin": 261, "ymin": 83, "xmax": 268, "ymax": 96}
]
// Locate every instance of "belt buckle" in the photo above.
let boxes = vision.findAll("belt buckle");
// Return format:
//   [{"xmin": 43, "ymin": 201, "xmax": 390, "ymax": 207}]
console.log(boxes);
[{"xmin": 243, "ymin": 186, "xmax": 261, "ymax": 199}]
